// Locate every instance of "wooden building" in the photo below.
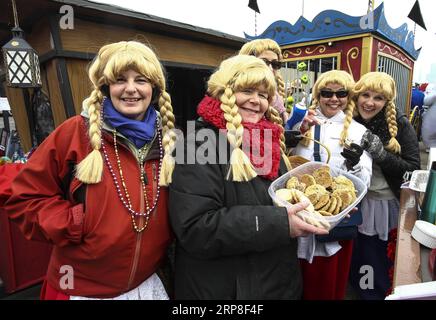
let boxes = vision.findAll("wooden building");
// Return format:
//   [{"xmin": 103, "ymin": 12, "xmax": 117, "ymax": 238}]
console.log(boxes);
[
  {"xmin": 246, "ymin": 3, "xmax": 420, "ymax": 116},
  {"xmin": 0, "ymin": 0, "xmax": 245, "ymax": 152}
]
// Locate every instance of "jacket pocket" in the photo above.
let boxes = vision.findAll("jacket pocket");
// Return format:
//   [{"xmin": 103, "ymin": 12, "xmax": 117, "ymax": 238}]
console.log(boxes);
[{"xmin": 68, "ymin": 177, "xmax": 91, "ymax": 236}]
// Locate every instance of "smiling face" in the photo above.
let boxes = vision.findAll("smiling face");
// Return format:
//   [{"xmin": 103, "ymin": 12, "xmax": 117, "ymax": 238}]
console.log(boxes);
[
  {"xmin": 318, "ymin": 83, "xmax": 349, "ymax": 118},
  {"xmin": 357, "ymin": 90, "xmax": 387, "ymax": 121},
  {"xmin": 109, "ymin": 69, "xmax": 153, "ymax": 121},
  {"xmin": 235, "ymin": 85, "xmax": 270, "ymax": 123}
]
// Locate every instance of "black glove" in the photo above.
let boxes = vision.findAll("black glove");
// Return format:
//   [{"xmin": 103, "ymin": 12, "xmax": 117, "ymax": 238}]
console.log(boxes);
[
  {"xmin": 360, "ymin": 130, "xmax": 387, "ymax": 163},
  {"xmin": 284, "ymin": 130, "xmax": 303, "ymax": 148},
  {"xmin": 341, "ymin": 143, "xmax": 363, "ymax": 171}
]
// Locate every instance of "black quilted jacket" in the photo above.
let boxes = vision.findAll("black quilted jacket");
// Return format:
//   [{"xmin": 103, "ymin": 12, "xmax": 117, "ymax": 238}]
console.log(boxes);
[
  {"xmin": 169, "ymin": 119, "xmax": 302, "ymax": 300},
  {"xmin": 356, "ymin": 111, "xmax": 421, "ymax": 199}
]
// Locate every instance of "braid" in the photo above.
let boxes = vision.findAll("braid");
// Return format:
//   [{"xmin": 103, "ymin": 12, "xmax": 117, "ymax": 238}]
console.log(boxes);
[
  {"xmin": 75, "ymin": 89, "xmax": 104, "ymax": 184},
  {"xmin": 267, "ymin": 102, "xmax": 283, "ymax": 126},
  {"xmin": 384, "ymin": 102, "xmax": 401, "ymax": 154},
  {"xmin": 158, "ymin": 90, "xmax": 178, "ymax": 186},
  {"xmin": 221, "ymin": 87, "xmax": 243, "ymax": 148},
  {"xmin": 220, "ymin": 86, "xmax": 257, "ymax": 181},
  {"xmin": 275, "ymin": 73, "xmax": 286, "ymax": 100},
  {"xmin": 339, "ymin": 100, "xmax": 355, "ymax": 146},
  {"xmin": 267, "ymin": 106, "xmax": 292, "ymax": 170}
]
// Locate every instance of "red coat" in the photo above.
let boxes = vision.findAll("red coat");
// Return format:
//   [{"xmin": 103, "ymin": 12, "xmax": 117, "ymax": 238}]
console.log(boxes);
[{"xmin": 4, "ymin": 116, "xmax": 172, "ymax": 298}]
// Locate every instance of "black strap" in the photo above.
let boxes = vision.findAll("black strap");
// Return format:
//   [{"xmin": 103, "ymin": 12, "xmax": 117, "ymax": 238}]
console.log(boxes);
[{"xmin": 313, "ymin": 125, "xmax": 321, "ymax": 162}]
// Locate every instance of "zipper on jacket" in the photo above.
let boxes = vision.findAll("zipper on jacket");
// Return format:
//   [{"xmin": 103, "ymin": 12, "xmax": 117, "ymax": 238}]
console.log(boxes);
[
  {"xmin": 69, "ymin": 179, "xmax": 82, "ymax": 203},
  {"xmin": 109, "ymin": 133, "xmax": 154, "ymax": 290},
  {"xmin": 126, "ymin": 160, "xmax": 147, "ymax": 290},
  {"xmin": 138, "ymin": 145, "xmax": 149, "ymax": 185},
  {"xmin": 127, "ymin": 231, "xmax": 142, "ymax": 290},
  {"xmin": 152, "ymin": 163, "xmax": 157, "ymax": 181}
]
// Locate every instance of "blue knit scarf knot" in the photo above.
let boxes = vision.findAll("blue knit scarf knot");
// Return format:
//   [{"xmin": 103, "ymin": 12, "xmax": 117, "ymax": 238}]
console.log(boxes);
[{"xmin": 103, "ymin": 98, "xmax": 157, "ymax": 148}]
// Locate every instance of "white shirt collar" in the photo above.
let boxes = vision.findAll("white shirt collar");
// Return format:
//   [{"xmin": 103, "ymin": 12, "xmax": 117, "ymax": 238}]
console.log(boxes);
[{"xmin": 316, "ymin": 106, "xmax": 346, "ymax": 123}]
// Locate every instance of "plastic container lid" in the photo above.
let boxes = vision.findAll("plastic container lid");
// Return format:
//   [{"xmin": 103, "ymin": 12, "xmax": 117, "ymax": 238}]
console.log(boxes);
[{"xmin": 411, "ymin": 220, "xmax": 436, "ymax": 249}]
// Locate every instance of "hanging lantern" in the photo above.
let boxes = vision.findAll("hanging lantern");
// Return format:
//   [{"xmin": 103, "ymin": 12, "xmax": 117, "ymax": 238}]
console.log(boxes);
[
  {"xmin": 2, "ymin": 27, "xmax": 41, "ymax": 88},
  {"xmin": 2, "ymin": 0, "xmax": 41, "ymax": 88}
]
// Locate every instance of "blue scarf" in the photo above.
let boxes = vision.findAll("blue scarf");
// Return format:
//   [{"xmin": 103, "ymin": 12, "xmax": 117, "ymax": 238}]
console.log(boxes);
[{"xmin": 103, "ymin": 98, "xmax": 157, "ymax": 149}]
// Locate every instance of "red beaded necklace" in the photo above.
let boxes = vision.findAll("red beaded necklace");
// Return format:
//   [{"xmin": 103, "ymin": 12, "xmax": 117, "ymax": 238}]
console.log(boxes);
[{"xmin": 101, "ymin": 118, "xmax": 163, "ymax": 233}]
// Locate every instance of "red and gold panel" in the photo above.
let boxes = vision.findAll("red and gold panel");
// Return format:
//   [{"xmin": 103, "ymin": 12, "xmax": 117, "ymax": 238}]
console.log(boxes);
[
  {"xmin": 374, "ymin": 38, "xmax": 414, "ymax": 69},
  {"xmin": 282, "ymin": 37, "xmax": 363, "ymax": 81}
]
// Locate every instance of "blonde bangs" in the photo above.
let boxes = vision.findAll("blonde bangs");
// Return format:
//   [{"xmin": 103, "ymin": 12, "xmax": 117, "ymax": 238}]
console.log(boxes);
[
  {"xmin": 239, "ymin": 39, "xmax": 283, "ymax": 60},
  {"xmin": 101, "ymin": 44, "xmax": 165, "ymax": 91},
  {"xmin": 313, "ymin": 70, "xmax": 355, "ymax": 98},
  {"xmin": 207, "ymin": 55, "xmax": 277, "ymax": 101},
  {"xmin": 353, "ymin": 72, "xmax": 396, "ymax": 101},
  {"xmin": 233, "ymin": 69, "xmax": 277, "ymax": 102}
]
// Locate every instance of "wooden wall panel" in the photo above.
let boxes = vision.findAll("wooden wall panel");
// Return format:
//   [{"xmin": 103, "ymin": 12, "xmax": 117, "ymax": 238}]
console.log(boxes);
[
  {"xmin": 66, "ymin": 59, "xmax": 92, "ymax": 115},
  {"xmin": 4, "ymin": 86, "xmax": 32, "ymax": 152},
  {"xmin": 60, "ymin": 19, "xmax": 235, "ymax": 67},
  {"xmin": 45, "ymin": 60, "xmax": 67, "ymax": 126},
  {"xmin": 27, "ymin": 18, "xmax": 53, "ymax": 56}
]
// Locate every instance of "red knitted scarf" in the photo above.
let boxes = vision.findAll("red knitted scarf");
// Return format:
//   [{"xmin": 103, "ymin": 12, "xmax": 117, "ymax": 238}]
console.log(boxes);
[{"xmin": 197, "ymin": 95, "xmax": 282, "ymax": 180}]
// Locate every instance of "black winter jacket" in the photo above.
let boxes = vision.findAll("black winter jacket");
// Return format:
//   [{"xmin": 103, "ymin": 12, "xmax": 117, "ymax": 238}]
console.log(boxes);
[
  {"xmin": 356, "ymin": 112, "xmax": 420, "ymax": 199},
  {"xmin": 169, "ymin": 119, "xmax": 302, "ymax": 299}
]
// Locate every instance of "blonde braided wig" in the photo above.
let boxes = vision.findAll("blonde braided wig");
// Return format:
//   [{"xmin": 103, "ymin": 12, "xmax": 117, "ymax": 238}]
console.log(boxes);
[
  {"xmin": 207, "ymin": 55, "xmax": 290, "ymax": 181},
  {"xmin": 352, "ymin": 72, "xmax": 401, "ymax": 154},
  {"xmin": 301, "ymin": 70, "xmax": 356, "ymax": 147},
  {"xmin": 76, "ymin": 40, "xmax": 176, "ymax": 185},
  {"xmin": 239, "ymin": 39, "xmax": 286, "ymax": 100}
]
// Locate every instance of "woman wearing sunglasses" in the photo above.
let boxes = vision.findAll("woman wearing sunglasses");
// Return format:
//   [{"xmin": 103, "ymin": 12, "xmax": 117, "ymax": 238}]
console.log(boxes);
[
  {"xmin": 292, "ymin": 70, "xmax": 372, "ymax": 300},
  {"xmin": 348, "ymin": 72, "xmax": 420, "ymax": 300},
  {"xmin": 239, "ymin": 39, "xmax": 289, "ymax": 124}
]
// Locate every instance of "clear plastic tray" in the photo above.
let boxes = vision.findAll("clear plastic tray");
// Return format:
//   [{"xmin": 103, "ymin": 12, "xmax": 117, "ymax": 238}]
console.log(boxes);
[{"xmin": 268, "ymin": 161, "xmax": 368, "ymax": 230}]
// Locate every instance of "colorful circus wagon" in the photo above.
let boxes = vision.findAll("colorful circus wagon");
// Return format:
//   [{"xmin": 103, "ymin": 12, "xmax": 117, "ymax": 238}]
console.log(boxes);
[{"xmin": 246, "ymin": 3, "xmax": 420, "ymax": 116}]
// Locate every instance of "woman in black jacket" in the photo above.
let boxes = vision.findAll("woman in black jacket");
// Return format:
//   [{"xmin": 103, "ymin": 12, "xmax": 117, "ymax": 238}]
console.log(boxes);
[
  {"xmin": 168, "ymin": 55, "xmax": 328, "ymax": 300},
  {"xmin": 348, "ymin": 72, "xmax": 420, "ymax": 299}
]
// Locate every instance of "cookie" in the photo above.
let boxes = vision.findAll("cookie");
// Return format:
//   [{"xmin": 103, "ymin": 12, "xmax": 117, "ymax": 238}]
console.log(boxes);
[
  {"xmin": 295, "ymin": 182, "xmax": 307, "ymax": 193},
  {"xmin": 313, "ymin": 166, "xmax": 330, "ymax": 176},
  {"xmin": 334, "ymin": 175, "xmax": 354, "ymax": 189},
  {"xmin": 333, "ymin": 189, "xmax": 353, "ymax": 209},
  {"xmin": 314, "ymin": 194, "xmax": 330, "ymax": 210},
  {"xmin": 313, "ymin": 170, "xmax": 333, "ymax": 188},
  {"xmin": 333, "ymin": 195, "xmax": 342, "ymax": 215},
  {"xmin": 320, "ymin": 199, "xmax": 332, "ymax": 212},
  {"xmin": 305, "ymin": 184, "xmax": 327, "ymax": 196},
  {"xmin": 286, "ymin": 177, "xmax": 300, "ymax": 189},
  {"xmin": 275, "ymin": 188, "xmax": 293, "ymax": 203},
  {"xmin": 327, "ymin": 195, "xmax": 338, "ymax": 213},
  {"xmin": 307, "ymin": 193, "xmax": 319, "ymax": 206},
  {"xmin": 300, "ymin": 174, "xmax": 316, "ymax": 187}
]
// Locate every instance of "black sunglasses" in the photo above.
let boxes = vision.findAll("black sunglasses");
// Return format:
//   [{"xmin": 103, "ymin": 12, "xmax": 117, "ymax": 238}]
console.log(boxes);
[
  {"xmin": 260, "ymin": 58, "xmax": 282, "ymax": 70},
  {"xmin": 319, "ymin": 89, "xmax": 349, "ymax": 98}
]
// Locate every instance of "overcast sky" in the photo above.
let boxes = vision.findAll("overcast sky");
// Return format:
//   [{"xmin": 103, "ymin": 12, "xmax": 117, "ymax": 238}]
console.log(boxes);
[{"xmin": 92, "ymin": 0, "xmax": 436, "ymax": 83}]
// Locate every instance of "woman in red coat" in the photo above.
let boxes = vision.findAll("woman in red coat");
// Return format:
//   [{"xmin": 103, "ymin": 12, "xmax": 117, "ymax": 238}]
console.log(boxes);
[{"xmin": 5, "ymin": 40, "xmax": 177, "ymax": 300}]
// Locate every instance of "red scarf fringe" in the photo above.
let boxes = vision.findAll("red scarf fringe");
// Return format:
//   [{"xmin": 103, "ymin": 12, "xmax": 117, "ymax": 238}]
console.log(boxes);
[{"xmin": 197, "ymin": 95, "xmax": 282, "ymax": 180}]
